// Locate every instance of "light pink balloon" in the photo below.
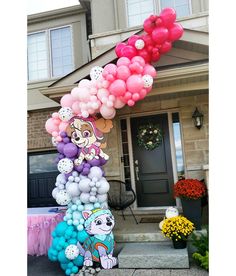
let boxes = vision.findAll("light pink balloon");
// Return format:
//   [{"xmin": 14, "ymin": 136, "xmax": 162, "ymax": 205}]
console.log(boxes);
[
  {"xmin": 131, "ymin": 56, "xmax": 146, "ymax": 67},
  {"xmin": 117, "ymin": 57, "xmax": 131, "ymax": 67},
  {"xmin": 117, "ymin": 65, "xmax": 131, "ymax": 81},
  {"xmin": 78, "ymin": 79, "xmax": 91, "ymax": 88},
  {"xmin": 56, "ymin": 136, "xmax": 62, "ymax": 142},
  {"xmin": 106, "ymin": 100, "xmax": 114, "ymax": 107},
  {"xmin": 72, "ymin": 101, "xmax": 81, "ymax": 114},
  {"xmin": 52, "ymin": 131, "xmax": 58, "ymax": 137},
  {"xmin": 77, "ymin": 87, "xmax": 91, "ymax": 102},
  {"xmin": 132, "ymin": 93, "xmax": 140, "ymax": 101},
  {"xmin": 100, "ymin": 104, "xmax": 116, "ymax": 119},
  {"xmin": 53, "ymin": 118, "xmax": 61, "ymax": 125},
  {"xmin": 97, "ymin": 88, "xmax": 109, "ymax": 101},
  {"xmin": 114, "ymin": 98, "xmax": 126, "ymax": 109},
  {"xmin": 124, "ymin": 92, "xmax": 132, "ymax": 101},
  {"xmin": 126, "ymin": 75, "xmax": 144, "ymax": 93},
  {"xmin": 103, "ymin": 64, "xmax": 117, "ymax": 76},
  {"xmin": 60, "ymin": 94, "xmax": 75, "ymax": 108},
  {"xmin": 109, "ymin": 95, "xmax": 115, "ymax": 102},
  {"xmin": 127, "ymin": 99, "xmax": 135, "ymax": 106},
  {"xmin": 109, "ymin": 79, "xmax": 126, "ymax": 97},
  {"xmin": 59, "ymin": 121, "xmax": 69, "ymax": 131},
  {"xmin": 45, "ymin": 118, "xmax": 58, "ymax": 134},
  {"xmin": 102, "ymin": 80, "xmax": 110, "ymax": 89},
  {"xmin": 129, "ymin": 62, "xmax": 143, "ymax": 74},
  {"xmin": 143, "ymin": 64, "xmax": 157, "ymax": 78},
  {"xmin": 52, "ymin": 112, "xmax": 59, "ymax": 119}
]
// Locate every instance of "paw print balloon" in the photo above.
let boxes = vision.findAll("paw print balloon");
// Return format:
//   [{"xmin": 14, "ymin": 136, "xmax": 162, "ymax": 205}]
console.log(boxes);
[
  {"xmin": 142, "ymin": 74, "xmax": 153, "ymax": 88},
  {"xmin": 65, "ymin": 244, "xmax": 79, "ymax": 260},
  {"xmin": 90, "ymin": 66, "xmax": 103, "ymax": 81},
  {"xmin": 55, "ymin": 190, "xmax": 71, "ymax": 205},
  {"xmin": 57, "ymin": 158, "xmax": 74, "ymax": 174},
  {"xmin": 58, "ymin": 107, "xmax": 74, "ymax": 122}
]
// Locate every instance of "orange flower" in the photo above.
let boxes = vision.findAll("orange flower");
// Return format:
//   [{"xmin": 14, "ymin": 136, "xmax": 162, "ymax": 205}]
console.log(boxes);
[{"xmin": 173, "ymin": 179, "xmax": 207, "ymax": 200}]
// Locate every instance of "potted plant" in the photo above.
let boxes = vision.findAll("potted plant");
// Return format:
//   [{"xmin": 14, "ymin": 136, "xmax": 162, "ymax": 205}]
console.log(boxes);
[
  {"xmin": 161, "ymin": 215, "xmax": 195, "ymax": 249},
  {"xmin": 173, "ymin": 179, "xmax": 207, "ymax": 230}
]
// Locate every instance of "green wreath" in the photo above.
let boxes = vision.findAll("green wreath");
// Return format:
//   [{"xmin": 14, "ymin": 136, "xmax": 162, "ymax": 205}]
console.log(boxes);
[{"xmin": 137, "ymin": 123, "xmax": 163, "ymax": 150}]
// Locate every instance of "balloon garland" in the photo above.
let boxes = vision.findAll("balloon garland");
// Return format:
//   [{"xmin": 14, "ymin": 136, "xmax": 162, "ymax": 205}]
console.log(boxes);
[
  {"xmin": 137, "ymin": 123, "xmax": 163, "ymax": 150},
  {"xmin": 45, "ymin": 8, "xmax": 183, "ymax": 275}
]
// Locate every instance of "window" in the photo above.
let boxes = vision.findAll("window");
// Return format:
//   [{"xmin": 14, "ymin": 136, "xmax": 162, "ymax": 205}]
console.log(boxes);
[
  {"xmin": 172, "ymin": 113, "xmax": 185, "ymax": 179},
  {"xmin": 27, "ymin": 26, "xmax": 74, "ymax": 81},
  {"xmin": 29, "ymin": 152, "xmax": 58, "ymax": 174},
  {"xmin": 126, "ymin": 0, "xmax": 155, "ymax": 27},
  {"xmin": 160, "ymin": 0, "xmax": 191, "ymax": 18}
]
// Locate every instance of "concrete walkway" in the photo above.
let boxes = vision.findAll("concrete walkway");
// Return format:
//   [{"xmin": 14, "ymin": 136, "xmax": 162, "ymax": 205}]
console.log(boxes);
[{"xmin": 27, "ymin": 255, "xmax": 208, "ymax": 276}]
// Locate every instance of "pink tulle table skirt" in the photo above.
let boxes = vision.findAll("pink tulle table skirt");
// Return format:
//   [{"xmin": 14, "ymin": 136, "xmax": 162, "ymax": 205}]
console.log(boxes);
[{"xmin": 27, "ymin": 208, "xmax": 65, "ymax": 256}]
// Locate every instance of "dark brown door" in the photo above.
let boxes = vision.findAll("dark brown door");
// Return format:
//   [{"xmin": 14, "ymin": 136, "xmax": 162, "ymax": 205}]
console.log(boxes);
[{"xmin": 131, "ymin": 113, "xmax": 175, "ymax": 207}]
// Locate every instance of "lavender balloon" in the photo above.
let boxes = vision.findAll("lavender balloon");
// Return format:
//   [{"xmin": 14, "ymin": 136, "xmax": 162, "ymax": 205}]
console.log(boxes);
[
  {"xmin": 63, "ymin": 143, "xmax": 78, "ymax": 158},
  {"xmin": 57, "ymin": 142, "xmax": 65, "ymax": 154}
]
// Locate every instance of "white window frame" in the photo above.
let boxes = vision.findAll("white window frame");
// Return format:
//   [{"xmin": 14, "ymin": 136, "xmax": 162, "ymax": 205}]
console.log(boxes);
[
  {"xmin": 158, "ymin": 0, "xmax": 192, "ymax": 18},
  {"xmin": 27, "ymin": 24, "xmax": 74, "ymax": 83},
  {"xmin": 125, "ymin": 0, "xmax": 158, "ymax": 28}
]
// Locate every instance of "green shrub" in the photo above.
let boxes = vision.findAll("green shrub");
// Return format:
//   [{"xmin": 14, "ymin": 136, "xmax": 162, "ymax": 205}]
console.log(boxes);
[{"xmin": 191, "ymin": 228, "xmax": 209, "ymax": 270}]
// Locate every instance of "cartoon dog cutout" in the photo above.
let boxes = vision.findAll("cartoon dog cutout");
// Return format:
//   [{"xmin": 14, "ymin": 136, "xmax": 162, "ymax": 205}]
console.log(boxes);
[
  {"xmin": 66, "ymin": 117, "xmax": 113, "ymax": 166},
  {"xmin": 76, "ymin": 208, "xmax": 117, "ymax": 269}
]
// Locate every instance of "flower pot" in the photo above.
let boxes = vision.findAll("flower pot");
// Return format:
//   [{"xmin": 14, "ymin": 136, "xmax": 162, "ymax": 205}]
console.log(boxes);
[
  {"xmin": 172, "ymin": 238, "xmax": 187, "ymax": 249},
  {"xmin": 181, "ymin": 198, "xmax": 202, "ymax": 230}
]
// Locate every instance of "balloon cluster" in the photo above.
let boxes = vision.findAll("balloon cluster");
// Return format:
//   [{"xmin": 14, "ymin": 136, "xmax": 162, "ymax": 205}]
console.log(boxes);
[
  {"xmin": 48, "ymin": 221, "xmax": 89, "ymax": 275},
  {"xmin": 115, "ymin": 8, "xmax": 183, "ymax": 63},
  {"xmin": 44, "ymin": 8, "xmax": 182, "ymax": 123}
]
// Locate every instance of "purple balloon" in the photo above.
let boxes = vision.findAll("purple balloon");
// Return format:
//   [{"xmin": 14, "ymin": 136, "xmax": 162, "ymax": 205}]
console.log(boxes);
[
  {"xmin": 81, "ymin": 167, "xmax": 90, "ymax": 175},
  {"xmin": 57, "ymin": 142, "xmax": 65, "ymax": 154},
  {"xmin": 60, "ymin": 131, "xmax": 67, "ymax": 138},
  {"xmin": 59, "ymin": 153, "xmax": 65, "ymax": 159},
  {"xmin": 88, "ymin": 158, "xmax": 101, "ymax": 167},
  {"xmin": 65, "ymin": 172, "xmax": 73, "ymax": 179},
  {"xmin": 74, "ymin": 164, "xmax": 84, "ymax": 173},
  {"xmin": 54, "ymin": 157, "xmax": 60, "ymax": 164},
  {"xmin": 84, "ymin": 163, "xmax": 91, "ymax": 168},
  {"xmin": 63, "ymin": 143, "xmax": 78, "ymax": 158},
  {"xmin": 100, "ymin": 157, "xmax": 107, "ymax": 166},
  {"xmin": 63, "ymin": 137, "xmax": 70, "ymax": 144}
]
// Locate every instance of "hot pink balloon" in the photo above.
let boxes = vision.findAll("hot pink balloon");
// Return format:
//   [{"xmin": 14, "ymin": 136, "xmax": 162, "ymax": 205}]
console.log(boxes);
[
  {"xmin": 137, "ymin": 49, "xmax": 151, "ymax": 63},
  {"xmin": 126, "ymin": 75, "xmax": 143, "ymax": 93},
  {"xmin": 132, "ymin": 93, "xmax": 140, "ymax": 101},
  {"xmin": 143, "ymin": 18, "xmax": 155, "ymax": 34},
  {"xmin": 115, "ymin": 42, "xmax": 126, "ymax": 57},
  {"xmin": 117, "ymin": 65, "xmax": 131, "ymax": 81},
  {"xmin": 128, "ymin": 35, "xmax": 140, "ymax": 46},
  {"xmin": 109, "ymin": 79, "xmax": 126, "ymax": 97},
  {"xmin": 168, "ymin": 23, "xmax": 183, "ymax": 42},
  {"xmin": 143, "ymin": 64, "xmax": 157, "ymax": 78},
  {"xmin": 139, "ymin": 89, "xmax": 147, "ymax": 99},
  {"xmin": 60, "ymin": 94, "xmax": 75, "ymax": 108},
  {"xmin": 159, "ymin": 41, "xmax": 172, "ymax": 54},
  {"xmin": 160, "ymin": 8, "xmax": 176, "ymax": 27},
  {"xmin": 117, "ymin": 57, "xmax": 131, "ymax": 67},
  {"xmin": 45, "ymin": 118, "xmax": 58, "ymax": 134},
  {"xmin": 114, "ymin": 98, "xmax": 126, "ymax": 109},
  {"xmin": 104, "ymin": 63, "xmax": 117, "ymax": 76},
  {"xmin": 121, "ymin": 45, "xmax": 137, "ymax": 60},
  {"xmin": 151, "ymin": 27, "xmax": 169, "ymax": 44},
  {"xmin": 124, "ymin": 92, "xmax": 132, "ymax": 101},
  {"xmin": 100, "ymin": 104, "xmax": 116, "ymax": 119},
  {"xmin": 127, "ymin": 99, "xmax": 135, "ymax": 107},
  {"xmin": 131, "ymin": 56, "xmax": 146, "ymax": 67}
]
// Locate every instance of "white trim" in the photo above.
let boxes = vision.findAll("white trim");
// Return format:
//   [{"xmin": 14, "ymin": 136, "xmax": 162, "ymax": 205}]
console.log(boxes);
[
  {"xmin": 158, "ymin": 0, "xmax": 192, "ymax": 17},
  {"xmin": 118, "ymin": 108, "xmax": 185, "ymax": 210}
]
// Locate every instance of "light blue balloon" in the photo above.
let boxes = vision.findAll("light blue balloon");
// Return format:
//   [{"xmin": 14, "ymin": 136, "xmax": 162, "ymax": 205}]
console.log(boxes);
[
  {"xmin": 55, "ymin": 221, "xmax": 68, "ymax": 236},
  {"xmin": 71, "ymin": 204, "xmax": 77, "ymax": 211},
  {"xmin": 52, "ymin": 237, "xmax": 60, "ymax": 249},
  {"xmin": 79, "ymin": 218, "xmax": 85, "ymax": 224},
  {"xmin": 73, "ymin": 219, "xmax": 79, "ymax": 226},
  {"xmin": 68, "ymin": 238, "xmax": 77, "ymax": 245},
  {"xmin": 68, "ymin": 262, "xmax": 74, "ymax": 268},
  {"xmin": 60, "ymin": 263, "xmax": 68, "ymax": 270},
  {"xmin": 58, "ymin": 250, "xmax": 68, "ymax": 263},
  {"xmin": 94, "ymin": 202, "xmax": 101, "ymax": 208},
  {"xmin": 71, "ymin": 231, "xmax": 77, "ymax": 238},
  {"xmin": 59, "ymin": 236, "xmax": 66, "ymax": 247},
  {"xmin": 72, "ymin": 211, "xmax": 82, "ymax": 220},
  {"xmin": 52, "ymin": 230, "xmax": 57, "ymax": 238},
  {"xmin": 77, "ymin": 205, "xmax": 84, "ymax": 211},
  {"xmin": 64, "ymin": 242, "xmax": 69, "ymax": 248},
  {"xmin": 66, "ymin": 213, "xmax": 72, "ymax": 219},
  {"xmin": 65, "ymin": 268, "xmax": 71, "ymax": 275},
  {"xmin": 67, "ymin": 219, "xmax": 73, "ymax": 225},
  {"xmin": 76, "ymin": 199, "xmax": 81, "ymax": 205},
  {"xmin": 77, "ymin": 224, "xmax": 84, "ymax": 231},
  {"xmin": 56, "ymin": 244, "xmax": 62, "ymax": 251}
]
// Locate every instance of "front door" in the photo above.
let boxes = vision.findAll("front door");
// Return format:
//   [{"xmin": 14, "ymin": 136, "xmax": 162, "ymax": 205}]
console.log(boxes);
[{"xmin": 131, "ymin": 113, "xmax": 175, "ymax": 207}]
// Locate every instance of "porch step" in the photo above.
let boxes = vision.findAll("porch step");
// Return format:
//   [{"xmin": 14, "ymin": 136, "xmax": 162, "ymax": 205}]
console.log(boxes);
[{"xmin": 118, "ymin": 242, "xmax": 189, "ymax": 269}]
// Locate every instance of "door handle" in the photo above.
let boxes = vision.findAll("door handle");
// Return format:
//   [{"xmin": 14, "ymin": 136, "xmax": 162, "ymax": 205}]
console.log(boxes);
[{"xmin": 135, "ymin": 166, "xmax": 140, "ymax": 181}]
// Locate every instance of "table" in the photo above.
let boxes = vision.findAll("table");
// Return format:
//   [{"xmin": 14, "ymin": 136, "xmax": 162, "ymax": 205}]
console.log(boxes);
[{"xmin": 27, "ymin": 207, "xmax": 65, "ymax": 256}]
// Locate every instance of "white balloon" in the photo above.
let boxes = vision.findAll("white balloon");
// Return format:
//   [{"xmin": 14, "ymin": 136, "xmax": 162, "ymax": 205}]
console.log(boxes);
[
  {"xmin": 90, "ymin": 66, "xmax": 103, "ymax": 81},
  {"xmin": 56, "ymin": 174, "xmax": 67, "ymax": 184},
  {"xmin": 57, "ymin": 158, "xmax": 74, "ymax": 174},
  {"xmin": 65, "ymin": 245, "xmax": 79, "ymax": 260},
  {"xmin": 68, "ymin": 176, "xmax": 74, "ymax": 182},
  {"xmin": 80, "ymin": 192, "xmax": 90, "ymax": 204},
  {"xmin": 56, "ymin": 190, "xmax": 71, "ymax": 205},
  {"xmin": 97, "ymin": 179, "xmax": 110, "ymax": 194},
  {"xmin": 58, "ymin": 107, "xmax": 74, "ymax": 122},
  {"xmin": 97, "ymin": 194, "xmax": 107, "ymax": 203},
  {"xmin": 72, "ymin": 171, "xmax": 79, "ymax": 177},
  {"xmin": 142, "ymin": 74, "xmax": 153, "ymax": 88},
  {"xmin": 91, "ymin": 187, "xmax": 97, "ymax": 192},
  {"xmin": 90, "ymin": 191, "xmax": 97, "ymax": 196},
  {"xmin": 78, "ymin": 178, "xmax": 91, "ymax": 193},
  {"xmin": 51, "ymin": 137, "xmax": 58, "ymax": 146},
  {"xmin": 88, "ymin": 166, "xmax": 103, "ymax": 180},
  {"xmin": 135, "ymin": 39, "xmax": 145, "ymax": 50},
  {"xmin": 89, "ymin": 195, "xmax": 97, "ymax": 203},
  {"xmin": 66, "ymin": 182, "xmax": 80, "ymax": 197},
  {"xmin": 84, "ymin": 203, "xmax": 94, "ymax": 211},
  {"xmin": 74, "ymin": 177, "xmax": 80, "ymax": 183},
  {"xmin": 52, "ymin": 187, "xmax": 59, "ymax": 199},
  {"xmin": 58, "ymin": 184, "xmax": 65, "ymax": 190}
]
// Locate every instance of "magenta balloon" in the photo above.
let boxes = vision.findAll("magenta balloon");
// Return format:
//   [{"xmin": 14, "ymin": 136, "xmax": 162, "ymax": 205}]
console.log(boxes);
[
  {"xmin": 159, "ymin": 41, "xmax": 172, "ymax": 54},
  {"xmin": 160, "ymin": 8, "xmax": 176, "ymax": 27},
  {"xmin": 151, "ymin": 27, "xmax": 169, "ymax": 44},
  {"xmin": 120, "ymin": 45, "xmax": 137, "ymax": 60},
  {"xmin": 115, "ymin": 42, "xmax": 127, "ymax": 57},
  {"xmin": 126, "ymin": 75, "xmax": 144, "ymax": 93},
  {"xmin": 128, "ymin": 35, "xmax": 140, "ymax": 46},
  {"xmin": 143, "ymin": 64, "xmax": 157, "ymax": 78},
  {"xmin": 116, "ymin": 65, "xmax": 131, "ymax": 81},
  {"xmin": 143, "ymin": 18, "xmax": 155, "ymax": 34},
  {"xmin": 109, "ymin": 79, "xmax": 127, "ymax": 97},
  {"xmin": 63, "ymin": 143, "xmax": 78, "ymax": 158},
  {"xmin": 168, "ymin": 23, "xmax": 183, "ymax": 42}
]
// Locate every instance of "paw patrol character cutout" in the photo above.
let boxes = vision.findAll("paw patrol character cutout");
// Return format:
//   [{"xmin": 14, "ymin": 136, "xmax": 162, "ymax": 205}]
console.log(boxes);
[
  {"xmin": 76, "ymin": 208, "xmax": 117, "ymax": 269},
  {"xmin": 66, "ymin": 117, "xmax": 113, "ymax": 165}
]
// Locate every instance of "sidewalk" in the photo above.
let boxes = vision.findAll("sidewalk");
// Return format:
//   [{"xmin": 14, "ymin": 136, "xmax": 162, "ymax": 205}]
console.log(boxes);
[{"xmin": 27, "ymin": 255, "xmax": 208, "ymax": 276}]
